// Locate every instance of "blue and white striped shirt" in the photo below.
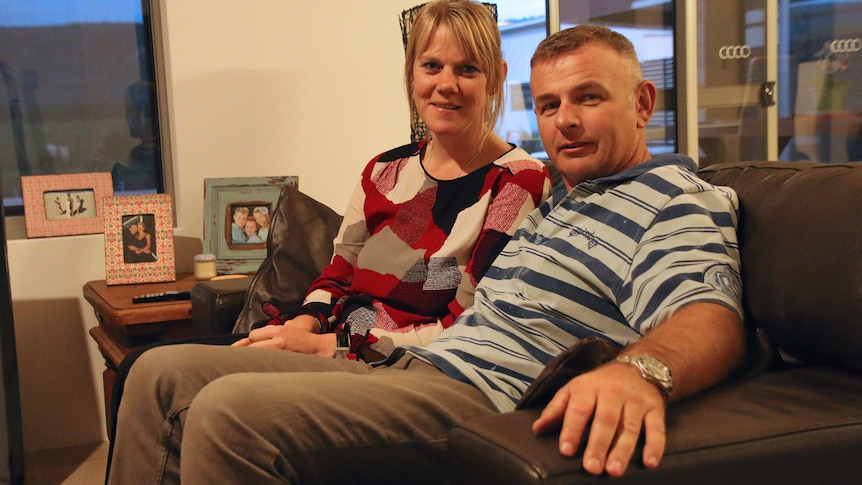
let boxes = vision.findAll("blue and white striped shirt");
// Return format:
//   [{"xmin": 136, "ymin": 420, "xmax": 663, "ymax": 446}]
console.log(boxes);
[{"xmin": 406, "ymin": 155, "xmax": 743, "ymax": 412}]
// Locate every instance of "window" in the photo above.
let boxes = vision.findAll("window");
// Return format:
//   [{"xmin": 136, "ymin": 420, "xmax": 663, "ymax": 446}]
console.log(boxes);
[
  {"xmin": 494, "ymin": 0, "xmax": 548, "ymax": 158},
  {"xmin": 493, "ymin": 0, "xmax": 677, "ymax": 158},
  {"xmin": 0, "ymin": 0, "xmax": 169, "ymax": 217}
]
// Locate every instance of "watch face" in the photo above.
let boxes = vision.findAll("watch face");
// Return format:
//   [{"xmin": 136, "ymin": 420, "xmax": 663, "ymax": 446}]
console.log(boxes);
[{"xmin": 642, "ymin": 357, "xmax": 671, "ymax": 381}]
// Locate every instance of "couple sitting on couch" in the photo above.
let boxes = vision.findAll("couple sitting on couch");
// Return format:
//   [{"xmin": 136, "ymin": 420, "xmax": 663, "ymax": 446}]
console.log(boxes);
[{"xmin": 107, "ymin": 4, "xmax": 747, "ymax": 485}]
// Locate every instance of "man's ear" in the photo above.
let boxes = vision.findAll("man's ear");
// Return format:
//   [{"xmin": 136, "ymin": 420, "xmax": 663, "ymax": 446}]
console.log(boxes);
[{"xmin": 635, "ymin": 80, "xmax": 657, "ymax": 128}]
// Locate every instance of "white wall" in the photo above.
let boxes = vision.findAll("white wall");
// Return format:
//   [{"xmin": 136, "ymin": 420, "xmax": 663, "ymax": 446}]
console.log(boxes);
[{"xmin": 8, "ymin": 0, "xmax": 418, "ymax": 452}]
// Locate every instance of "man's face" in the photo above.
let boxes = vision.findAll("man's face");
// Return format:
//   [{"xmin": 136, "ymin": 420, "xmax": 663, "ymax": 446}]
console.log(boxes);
[{"xmin": 530, "ymin": 43, "xmax": 655, "ymax": 190}]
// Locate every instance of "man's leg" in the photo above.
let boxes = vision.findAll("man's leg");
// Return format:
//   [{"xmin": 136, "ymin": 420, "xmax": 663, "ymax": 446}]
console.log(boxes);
[
  {"xmin": 180, "ymin": 356, "xmax": 497, "ymax": 485},
  {"xmin": 107, "ymin": 344, "xmax": 372, "ymax": 485}
]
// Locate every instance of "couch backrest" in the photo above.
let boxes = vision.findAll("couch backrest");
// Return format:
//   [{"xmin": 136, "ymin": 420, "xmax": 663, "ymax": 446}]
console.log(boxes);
[
  {"xmin": 698, "ymin": 161, "xmax": 862, "ymax": 373},
  {"xmin": 232, "ymin": 184, "xmax": 343, "ymax": 333}
]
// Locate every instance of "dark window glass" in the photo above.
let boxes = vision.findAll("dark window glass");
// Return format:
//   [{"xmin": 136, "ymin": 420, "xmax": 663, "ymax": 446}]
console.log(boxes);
[{"xmin": 0, "ymin": 0, "xmax": 164, "ymax": 216}]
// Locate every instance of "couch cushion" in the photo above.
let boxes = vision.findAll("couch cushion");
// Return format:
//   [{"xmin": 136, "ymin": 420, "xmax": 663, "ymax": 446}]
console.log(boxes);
[
  {"xmin": 232, "ymin": 184, "xmax": 343, "ymax": 333},
  {"xmin": 698, "ymin": 161, "xmax": 862, "ymax": 372}
]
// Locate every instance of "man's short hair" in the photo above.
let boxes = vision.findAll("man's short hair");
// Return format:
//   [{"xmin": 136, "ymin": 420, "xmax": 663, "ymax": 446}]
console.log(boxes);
[{"xmin": 531, "ymin": 25, "xmax": 643, "ymax": 88}]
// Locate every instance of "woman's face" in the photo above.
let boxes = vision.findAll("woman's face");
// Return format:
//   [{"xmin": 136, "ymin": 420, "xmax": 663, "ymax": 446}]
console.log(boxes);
[
  {"xmin": 411, "ymin": 25, "xmax": 488, "ymax": 140},
  {"xmin": 253, "ymin": 211, "xmax": 269, "ymax": 227}
]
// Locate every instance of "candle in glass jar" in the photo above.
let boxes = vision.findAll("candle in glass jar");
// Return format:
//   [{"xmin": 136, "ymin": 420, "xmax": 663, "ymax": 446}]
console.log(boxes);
[{"xmin": 193, "ymin": 253, "xmax": 217, "ymax": 280}]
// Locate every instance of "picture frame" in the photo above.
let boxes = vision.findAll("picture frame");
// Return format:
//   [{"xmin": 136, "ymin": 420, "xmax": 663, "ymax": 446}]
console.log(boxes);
[
  {"xmin": 204, "ymin": 176, "xmax": 298, "ymax": 274},
  {"xmin": 103, "ymin": 193, "xmax": 176, "ymax": 285},
  {"xmin": 20, "ymin": 172, "xmax": 113, "ymax": 238}
]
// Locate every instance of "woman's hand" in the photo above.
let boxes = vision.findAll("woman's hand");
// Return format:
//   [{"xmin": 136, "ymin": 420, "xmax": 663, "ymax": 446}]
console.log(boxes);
[{"xmin": 232, "ymin": 316, "xmax": 337, "ymax": 357}]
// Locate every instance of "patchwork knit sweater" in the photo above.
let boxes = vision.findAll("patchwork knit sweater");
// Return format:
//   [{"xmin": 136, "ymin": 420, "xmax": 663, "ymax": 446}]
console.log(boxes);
[{"xmin": 298, "ymin": 140, "xmax": 550, "ymax": 359}]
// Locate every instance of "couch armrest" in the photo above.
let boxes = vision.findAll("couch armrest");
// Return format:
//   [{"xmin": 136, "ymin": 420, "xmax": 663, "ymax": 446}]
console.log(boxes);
[
  {"xmin": 190, "ymin": 278, "xmax": 252, "ymax": 337},
  {"xmin": 448, "ymin": 367, "xmax": 862, "ymax": 485}
]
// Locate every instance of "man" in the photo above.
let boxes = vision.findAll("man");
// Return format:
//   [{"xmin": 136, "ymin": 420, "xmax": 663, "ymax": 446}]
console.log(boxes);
[
  {"xmin": 108, "ymin": 26, "xmax": 745, "ymax": 484},
  {"xmin": 519, "ymin": 25, "xmax": 745, "ymax": 475}
]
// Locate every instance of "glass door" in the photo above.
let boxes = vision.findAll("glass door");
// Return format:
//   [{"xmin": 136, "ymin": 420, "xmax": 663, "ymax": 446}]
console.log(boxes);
[
  {"xmin": 779, "ymin": 0, "xmax": 862, "ymax": 162},
  {"xmin": 525, "ymin": 0, "xmax": 862, "ymax": 164},
  {"xmin": 694, "ymin": 0, "xmax": 777, "ymax": 165},
  {"xmin": 558, "ymin": 0, "xmax": 678, "ymax": 155}
]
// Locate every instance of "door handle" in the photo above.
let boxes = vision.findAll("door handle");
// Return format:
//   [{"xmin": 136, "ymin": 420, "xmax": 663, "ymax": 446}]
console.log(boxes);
[{"xmin": 759, "ymin": 81, "xmax": 776, "ymax": 107}]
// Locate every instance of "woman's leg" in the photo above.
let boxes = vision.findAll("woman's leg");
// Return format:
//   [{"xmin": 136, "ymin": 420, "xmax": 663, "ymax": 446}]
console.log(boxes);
[
  {"xmin": 180, "ymin": 356, "xmax": 497, "ymax": 485},
  {"xmin": 107, "ymin": 344, "xmax": 372, "ymax": 485}
]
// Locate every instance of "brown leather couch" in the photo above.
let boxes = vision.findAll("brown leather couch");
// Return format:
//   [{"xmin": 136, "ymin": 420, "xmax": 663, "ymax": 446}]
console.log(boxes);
[
  {"xmin": 448, "ymin": 161, "xmax": 862, "ymax": 484},
  {"xmin": 191, "ymin": 161, "xmax": 862, "ymax": 484}
]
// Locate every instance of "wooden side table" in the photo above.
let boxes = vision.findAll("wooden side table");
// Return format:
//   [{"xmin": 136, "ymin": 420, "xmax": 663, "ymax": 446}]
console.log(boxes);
[{"xmin": 84, "ymin": 273, "xmax": 199, "ymax": 430}]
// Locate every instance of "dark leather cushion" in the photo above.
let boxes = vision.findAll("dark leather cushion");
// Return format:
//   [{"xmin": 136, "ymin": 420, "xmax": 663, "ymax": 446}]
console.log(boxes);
[
  {"xmin": 698, "ymin": 162, "xmax": 862, "ymax": 373},
  {"xmin": 191, "ymin": 277, "xmax": 252, "ymax": 336},
  {"xmin": 232, "ymin": 184, "xmax": 343, "ymax": 333}
]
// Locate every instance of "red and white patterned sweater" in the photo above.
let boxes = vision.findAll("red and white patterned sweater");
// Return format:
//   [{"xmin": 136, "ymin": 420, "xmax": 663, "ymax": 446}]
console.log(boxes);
[{"xmin": 299, "ymin": 141, "xmax": 550, "ymax": 359}]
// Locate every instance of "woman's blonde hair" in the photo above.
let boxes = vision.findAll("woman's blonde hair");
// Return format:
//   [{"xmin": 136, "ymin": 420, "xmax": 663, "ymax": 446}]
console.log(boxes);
[{"xmin": 404, "ymin": 0, "xmax": 505, "ymax": 130}]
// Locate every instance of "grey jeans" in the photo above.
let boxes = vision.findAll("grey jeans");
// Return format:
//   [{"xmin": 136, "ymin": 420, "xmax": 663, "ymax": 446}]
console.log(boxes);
[{"xmin": 106, "ymin": 344, "xmax": 497, "ymax": 485}]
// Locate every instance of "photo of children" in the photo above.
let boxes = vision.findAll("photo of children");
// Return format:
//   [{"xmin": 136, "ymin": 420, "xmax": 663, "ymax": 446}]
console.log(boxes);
[{"xmin": 229, "ymin": 203, "xmax": 271, "ymax": 245}]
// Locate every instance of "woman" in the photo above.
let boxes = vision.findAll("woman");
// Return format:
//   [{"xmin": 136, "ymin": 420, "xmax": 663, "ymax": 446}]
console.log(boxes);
[
  {"xmin": 107, "ymin": 2, "xmax": 549, "ymax": 482},
  {"xmin": 233, "ymin": 0, "xmax": 550, "ymax": 360}
]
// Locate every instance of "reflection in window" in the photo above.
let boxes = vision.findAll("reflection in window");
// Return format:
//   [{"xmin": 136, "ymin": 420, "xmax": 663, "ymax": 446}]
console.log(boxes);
[{"xmin": 0, "ymin": 0, "xmax": 165, "ymax": 216}]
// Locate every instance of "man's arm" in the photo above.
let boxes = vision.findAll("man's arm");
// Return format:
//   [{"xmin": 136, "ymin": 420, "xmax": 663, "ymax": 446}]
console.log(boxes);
[{"xmin": 532, "ymin": 301, "xmax": 745, "ymax": 477}]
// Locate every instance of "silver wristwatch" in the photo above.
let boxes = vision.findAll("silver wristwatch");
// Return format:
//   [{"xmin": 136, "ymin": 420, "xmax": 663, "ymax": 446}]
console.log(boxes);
[{"xmin": 614, "ymin": 355, "xmax": 673, "ymax": 400}]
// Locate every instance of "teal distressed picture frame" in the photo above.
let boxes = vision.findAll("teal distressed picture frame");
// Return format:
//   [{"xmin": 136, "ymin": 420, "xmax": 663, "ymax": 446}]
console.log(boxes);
[{"xmin": 203, "ymin": 176, "xmax": 298, "ymax": 274}]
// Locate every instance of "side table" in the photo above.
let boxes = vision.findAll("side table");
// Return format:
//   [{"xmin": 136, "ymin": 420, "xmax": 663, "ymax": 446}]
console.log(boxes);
[{"xmin": 84, "ymin": 273, "xmax": 199, "ymax": 430}]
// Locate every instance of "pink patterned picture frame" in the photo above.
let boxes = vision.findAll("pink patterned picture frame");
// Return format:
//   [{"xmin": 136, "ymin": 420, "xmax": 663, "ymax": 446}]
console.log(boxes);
[
  {"xmin": 103, "ymin": 193, "xmax": 176, "ymax": 285},
  {"xmin": 21, "ymin": 172, "xmax": 113, "ymax": 238}
]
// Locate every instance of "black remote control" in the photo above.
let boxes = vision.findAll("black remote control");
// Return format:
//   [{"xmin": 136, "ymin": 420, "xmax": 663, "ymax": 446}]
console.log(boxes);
[{"xmin": 132, "ymin": 290, "xmax": 191, "ymax": 304}]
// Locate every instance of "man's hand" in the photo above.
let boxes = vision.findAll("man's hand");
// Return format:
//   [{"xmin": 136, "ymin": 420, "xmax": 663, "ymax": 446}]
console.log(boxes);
[{"xmin": 531, "ymin": 362, "xmax": 666, "ymax": 477}]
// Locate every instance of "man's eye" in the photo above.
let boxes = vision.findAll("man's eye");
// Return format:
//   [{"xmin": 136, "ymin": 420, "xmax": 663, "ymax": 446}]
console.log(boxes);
[
  {"xmin": 582, "ymin": 94, "xmax": 601, "ymax": 104},
  {"xmin": 538, "ymin": 102, "xmax": 559, "ymax": 114}
]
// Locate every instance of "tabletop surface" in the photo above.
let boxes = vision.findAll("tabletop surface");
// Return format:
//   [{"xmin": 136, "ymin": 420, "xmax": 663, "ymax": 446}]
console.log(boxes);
[{"xmin": 83, "ymin": 273, "xmax": 198, "ymax": 326}]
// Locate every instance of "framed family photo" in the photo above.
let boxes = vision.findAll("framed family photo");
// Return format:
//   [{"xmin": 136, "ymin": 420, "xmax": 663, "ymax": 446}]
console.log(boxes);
[
  {"xmin": 103, "ymin": 193, "xmax": 176, "ymax": 285},
  {"xmin": 20, "ymin": 172, "xmax": 113, "ymax": 238},
  {"xmin": 204, "ymin": 176, "xmax": 298, "ymax": 274}
]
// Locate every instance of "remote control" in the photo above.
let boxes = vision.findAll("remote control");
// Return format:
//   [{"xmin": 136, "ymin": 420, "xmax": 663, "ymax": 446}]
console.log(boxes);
[{"xmin": 132, "ymin": 290, "xmax": 191, "ymax": 304}]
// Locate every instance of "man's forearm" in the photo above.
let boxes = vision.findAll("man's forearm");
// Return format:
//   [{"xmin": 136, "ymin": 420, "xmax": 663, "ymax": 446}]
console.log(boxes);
[{"xmin": 620, "ymin": 302, "xmax": 746, "ymax": 402}]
